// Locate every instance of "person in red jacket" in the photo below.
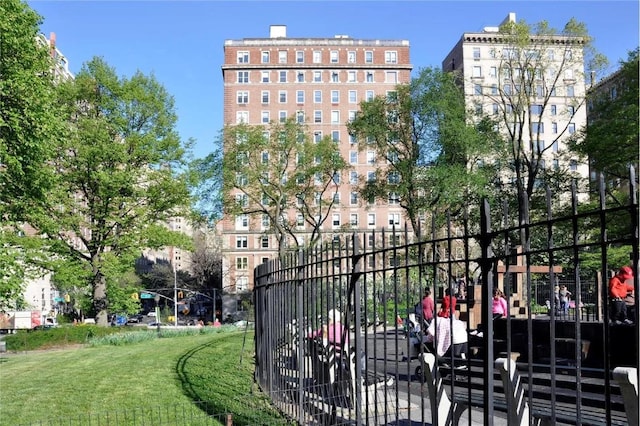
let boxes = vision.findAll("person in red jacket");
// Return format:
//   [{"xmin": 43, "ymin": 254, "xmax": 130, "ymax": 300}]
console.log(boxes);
[
  {"xmin": 609, "ymin": 266, "xmax": 635, "ymax": 324},
  {"xmin": 438, "ymin": 288, "xmax": 457, "ymax": 318}
]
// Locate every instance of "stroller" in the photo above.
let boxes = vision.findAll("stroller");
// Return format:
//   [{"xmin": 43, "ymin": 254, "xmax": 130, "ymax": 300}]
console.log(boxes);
[{"xmin": 405, "ymin": 313, "xmax": 431, "ymax": 360}]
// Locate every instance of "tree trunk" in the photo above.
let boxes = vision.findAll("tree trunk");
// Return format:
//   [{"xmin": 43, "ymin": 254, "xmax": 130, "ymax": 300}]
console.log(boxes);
[{"xmin": 92, "ymin": 269, "xmax": 109, "ymax": 326}]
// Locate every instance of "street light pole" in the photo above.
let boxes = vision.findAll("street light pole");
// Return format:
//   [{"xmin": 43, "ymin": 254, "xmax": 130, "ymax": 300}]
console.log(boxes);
[
  {"xmin": 173, "ymin": 265, "xmax": 178, "ymax": 327},
  {"xmin": 154, "ymin": 294, "xmax": 160, "ymax": 336}
]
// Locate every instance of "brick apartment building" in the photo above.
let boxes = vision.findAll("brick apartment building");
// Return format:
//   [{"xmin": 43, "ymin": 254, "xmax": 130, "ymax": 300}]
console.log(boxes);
[{"xmin": 219, "ymin": 25, "xmax": 412, "ymax": 293}]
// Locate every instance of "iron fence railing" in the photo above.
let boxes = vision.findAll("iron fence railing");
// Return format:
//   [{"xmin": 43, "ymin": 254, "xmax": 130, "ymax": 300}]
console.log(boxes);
[{"xmin": 254, "ymin": 171, "xmax": 639, "ymax": 425}]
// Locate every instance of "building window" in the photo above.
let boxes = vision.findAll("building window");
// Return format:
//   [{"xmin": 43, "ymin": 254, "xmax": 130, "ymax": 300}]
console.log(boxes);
[
  {"xmin": 332, "ymin": 213, "xmax": 341, "ymax": 227},
  {"xmin": 236, "ymin": 257, "xmax": 248, "ymax": 270},
  {"xmin": 296, "ymin": 71, "xmax": 305, "ymax": 83},
  {"xmin": 492, "ymin": 103, "xmax": 499, "ymax": 115},
  {"xmin": 237, "ymin": 71, "xmax": 249, "ymax": 83},
  {"xmin": 279, "ymin": 91, "xmax": 287, "ymax": 103},
  {"xmin": 296, "ymin": 213, "xmax": 304, "ymax": 228},
  {"xmin": 261, "ymin": 51, "xmax": 270, "ymax": 63},
  {"xmin": 566, "ymin": 85, "xmax": 575, "ymax": 97},
  {"xmin": 473, "ymin": 47, "xmax": 481, "ymax": 59},
  {"xmin": 348, "ymin": 90, "xmax": 357, "ymax": 104},
  {"xmin": 532, "ymin": 122, "xmax": 544, "ymax": 134},
  {"xmin": 367, "ymin": 151, "xmax": 376, "ymax": 164},
  {"xmin": 474, "ymin": 84, "xmax": 482, "ymax": 95},
  {"xmin": 349, "ymin": 151, "xmax": 358, "ymax": 164},
  {"xmin": 388, "ymin": 171, "xmax": 400, "ymax": 184},
  {"xmin": 550, "ymin": 104, "xmax": 557, "ymax": 115},
  {"xmin": 332, "ymin": 172, "xmax": 340, "ymax": 184},
  {"xmin": 296, "ymin": 111, "xmax": 304, "ymax": 123},
  {"xmin": 348, "ymin": 51, "xmax": 356, "ymax": 63},
  {"xmin": 530, "ymin": 104, "xmax": 542, "ymax": 115},
  {"xmin": 386, "ymin": 71, "xmax": 397, "ymax": 83},
  {"xmin": 237, "ymin": 51, "xmax": 249, "ymax": 63},
  {"xmin": 388, "ymin": 192, "xmax": 400, "ymax": 205},
  {"xmin": 313, "ymin": 90, "xmax": 322, "ymax": 103},
  {"xmin": 552, "ymin": 141, "xmax": 559, "ymax": 153},
  {"xmin": 296, "ymin": 51, "xmax": 304, "ymax": 63},
  {"xmin": 236, "ymin": 277, "xmax": 248, "ymax": 292},
  {"xmin": 236, "ymin": 236, "xmax": 248, "ymax": 249},
  {"xmin": 330, "ymin": 90, "xmax": 339, "ymax": 103},
  {"xmin": 330, "ymin": 50, "xmax": 339, "ymax": 63},
  {"xmin": 366, "ymin": 72, "xmax": 374, "ymax": 83},
  {"xmin": 367, "ymin": 171, "xmax": 376, "ymax": 182},
  {"xmin": 489, "ymin": 66, "xmax": 497, "ymax": 78},
  {"xmin": 331, "ymin": 72, "xmax": 339, "ymax": 83},
  {"xmin": 569, "ymin": 159, "xmax": 578, "ymax": 171},
  {"xmin": 568, "ymin": 105, "xmax": 575, "ymax": 116},
  {"xmin": 279, "ymin": 111, "xmax": 287, "ymax": 123},
  {"xmin": 331, "ymin": 110, "xmax": 340, "ymax": 124},
  {"xmin": 278, "ymin": 50, "xmax": 287, "ymax": 63},
  {"xmin": 388, "ymin": 213, "xmax": 400, "ymax": 226},
  {"xmin": 365, "ymin": 51, "xmax": 373, "ymax": 63},
  {"xmin": 367, "ymin": 213, "xmax": 376, "ymax": 226},
  {"xmin": 314, "ymin": 131, "xmax": 322, "ymax": 143},
  {"xmin": 237, "ymin": 91, "xmax": 248, "ymax": 104},
  {"xmin": 260, "ymin": 71, "xmax": 269, "ymax": 83},
  {"xmin": 236, "ymin": 111, "xmax": 248, "ymax": 124},
  {"xmin": 313, "ymin": 50, "xmax": 321, "ymax": 63},
  {"xmin": 296, "ymin": 90, "xmax": 304, "ymax": 103},
  {"xmin": 552, "ymin": 122, "xmax": 558, "ymax": 134},
  {"xmin": 261, "ymin": 111, "xmax": 270, "ymax": 123},
  {"xmin": 261, "ymin": 236, "xmax": 269, "ymax": 248},
  {"xmin": 366, "ymin": 90, "xmax": 374, "ymax": 101},
  {"xmin": 261, "ymin": 214, "xmax": 270, "ymax": 229},
  {"xmin": 473, "ymin": 66, "xmax": 482, "ymax": 77},
  {"xmin": 235, "ymin": 214, "xmax": 249, "ymax": 230},
  {"xmin": 350, "ymin": 192, "xmax": 358, "ymax": 205},
  {"xmin": 568, "ymin": 123, "xmax": 576, "ymax": 134},
  {"xmin": 313, "ymin": 71, "xmax": 322, "ymax": 82},
  {"xmin": 350, "ymin": 171, "xmax": 358, "ymax": 184},
  {"xmin": 314, "ymin": 110, "xmax": 322, "ymax": 123},
  {"xmin": 261, "ymin": 91, "xmax": 270, "ymax": 104},
  {"xmin": 347, "ymin": 71, "xmax": 356, "ymax": 82},
  {"xmin": 385, "ymin": 51, "xmax": 397, "ymax": 64},
  {"xmin": 279, "ymin": 71, "xmax": 287, "ymax": 83},
  {"xmin": 350, "ymin": 213, "xmax": 358, "ymax": 226}
]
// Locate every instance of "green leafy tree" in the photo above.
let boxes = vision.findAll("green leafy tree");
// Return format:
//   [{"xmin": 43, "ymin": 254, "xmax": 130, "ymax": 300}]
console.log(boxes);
[
  {"xmin": 570, "ymin": 48, "xmax": 639, "ymax": 197},
  {"xmin": 347, "ymin": 67, "xmax": 499, "ymax": 235},
  {"xmin": 483, "ymin": 17, "xmax": 607, "ymax": 217},
  {"xmin": 23, "ymin": 57, "xmax": 193, "ymax": 326},
  {"xmin": 0, "ymin": 0, "xmax": 66, "ymax": 308},
  {"xmin": 221, "ymin": 118, "xmax": 349, "ymax": 255}
]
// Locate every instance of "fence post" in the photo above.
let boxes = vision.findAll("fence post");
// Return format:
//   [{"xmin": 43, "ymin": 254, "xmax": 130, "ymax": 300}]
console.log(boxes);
[
  {"xmin": 479, "ymin": 198, "xmax": 495, "ymax": 425},
  {"xmin": 296, "ymin": 249, "xmax": 305, "ymax": 424},
  {"xmin": 351, "ymin": 234, "xmax": 363, "ymax": 423}
]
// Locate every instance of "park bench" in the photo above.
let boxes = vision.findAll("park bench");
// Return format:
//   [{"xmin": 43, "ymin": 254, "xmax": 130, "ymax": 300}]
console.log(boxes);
[
  {"xmin": 418, "ymin": 354, "xmax": 629, "ymax": 426},
  {"xmin": 305, "ymin": 337, "xmax": 395, "ymax": 424},
  {"xmin": 612, "ymin": 366, "xmax": 638, "ymax": 425}
]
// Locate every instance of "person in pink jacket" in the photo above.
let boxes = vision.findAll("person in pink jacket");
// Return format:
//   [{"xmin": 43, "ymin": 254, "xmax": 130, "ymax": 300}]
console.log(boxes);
[{"xmin": 492, "ymin": 288, "xmax": 508, "ymax": 319}]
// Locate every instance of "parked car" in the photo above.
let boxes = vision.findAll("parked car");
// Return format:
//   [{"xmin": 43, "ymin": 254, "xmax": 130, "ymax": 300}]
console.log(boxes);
[
  {"xmin": 147, "ymin": 322, "xmax": 167, "ymax": 329},
  {"xmin": 31, "ymin": 324, "xmax": 55, "ymax": 331},
  {"xmin": 127, "ymin": 314, "xmax": 144, "ymax": 324}
]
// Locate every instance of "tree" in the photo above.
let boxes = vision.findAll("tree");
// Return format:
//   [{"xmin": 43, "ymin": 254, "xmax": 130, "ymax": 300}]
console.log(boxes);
[
  {"xmin": 482, "ymin": 18, "xmax": 607, "ymax": 217},
  {"xmin": 570, "ymin": 48, "xmax": 639, "ymax": 196},
  {"xmin": 0, "ymin": 0, "xmax": 66, "ymax": 308},
  {"xmin": 23, "ymin": 57, "xmax": 193, "ymax": 326},
  {"xmin": 347, "ymin": 67, "xmax": 499, "ymax": 236},
  {"xmin": 188, "ymin": 229, "xmax": 223, "ymax": 294},
  {"xmin": 221, "ymin": 118, "xmax": 349, "ymax": 255}
]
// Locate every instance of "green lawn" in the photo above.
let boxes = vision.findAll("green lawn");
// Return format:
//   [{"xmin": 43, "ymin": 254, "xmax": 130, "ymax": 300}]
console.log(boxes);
[{"xmin": 0, "ymin": 328, "xmax": 288, "ymax": 425}]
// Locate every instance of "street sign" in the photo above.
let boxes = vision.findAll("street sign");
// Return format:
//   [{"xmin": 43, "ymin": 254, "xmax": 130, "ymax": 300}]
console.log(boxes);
[{"xmin": 140, "ymin": 293, "xmax": 154, "ymax": 299}]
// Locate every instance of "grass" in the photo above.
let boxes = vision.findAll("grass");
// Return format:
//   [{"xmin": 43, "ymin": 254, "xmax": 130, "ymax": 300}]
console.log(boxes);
[{"xmin": 0, "ymin": 326, "xmax": 289, "ymax": 425}]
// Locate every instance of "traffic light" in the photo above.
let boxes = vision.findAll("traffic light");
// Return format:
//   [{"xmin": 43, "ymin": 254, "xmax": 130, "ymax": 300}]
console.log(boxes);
[{"xmin": 178, "ymin": 291, "xmax": 183, "ymax": 299}]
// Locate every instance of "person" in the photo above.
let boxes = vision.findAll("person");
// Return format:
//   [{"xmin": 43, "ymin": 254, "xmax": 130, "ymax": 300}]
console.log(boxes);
[
  {"xmin": 559, "ymin": 285, "xmax": 572, "ymax": 316},
  {"xmin": 421, "ymin": 287, "xmax": 435, "ymax": 327},
  {"xmin": 309, "ymin": 309, "xmax": 348, "ymax": 353},
  {"xmin": 492, "ymin": 288, "xmax": 508, "ymax": 320},
  {"xmin": 425, "ymin": 316, "xmax": 468, "ymax": 365},
  {"xmin": 609, "ymin": 266, "xmax": 635, "ymax": 324},
  {"xmin": 553, "ymin": 284, "xmax": 561, "ymax": 314},
  {"xmin": 438, "ymin": 288, "xmax": 457, "ymax": 318}
]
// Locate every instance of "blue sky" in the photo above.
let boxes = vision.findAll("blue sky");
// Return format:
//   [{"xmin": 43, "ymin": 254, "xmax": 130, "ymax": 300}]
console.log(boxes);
[{"xmin": 28, "ymin": 0, "xmax": 639, "ymax": 160}]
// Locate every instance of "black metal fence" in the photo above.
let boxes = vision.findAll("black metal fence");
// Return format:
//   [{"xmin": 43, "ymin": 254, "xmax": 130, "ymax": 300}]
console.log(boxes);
[{"xmin": 254, "ymin": 173, "xmax": 639, "ymax": 425}]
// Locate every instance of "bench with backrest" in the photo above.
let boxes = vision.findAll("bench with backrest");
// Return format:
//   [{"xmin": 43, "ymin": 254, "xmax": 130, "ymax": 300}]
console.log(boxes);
[
  {"xmin": 420, "ymin": 355, "xmax": 629, "ymax": 426},
  {"xmin": 612, "ymin": 366, "xmax": 638, "ymax": 426},
  {"xmin": 494, "ymin": 357, "xmax": 630, "ymax": 426}
]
